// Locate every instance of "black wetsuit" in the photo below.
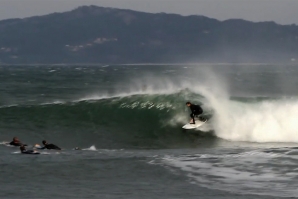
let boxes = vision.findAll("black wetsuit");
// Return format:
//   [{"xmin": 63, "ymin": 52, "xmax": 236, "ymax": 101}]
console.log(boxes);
[
  {"xmin": 21, "ymin": 149, "xmax": 40, "ymax": 155},
  {"xmin": 9, "ymin": 141, "xmax": 26, "ymax": 147},
  {"xmin": 189, "ymin": 104, "xmax": 203, "ymax": 124},
  {"xmin": 41, "ymin": 144, "xmax": 61, "ymax": 150}
]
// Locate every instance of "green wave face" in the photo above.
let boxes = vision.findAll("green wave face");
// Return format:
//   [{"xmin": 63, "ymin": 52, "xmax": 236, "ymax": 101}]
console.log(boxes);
[
  {"xmin": 0, "ymin": 91, "xmax": 215, "ymax": 149},
  {"xmin": 2, "ymin": 64, "xmax": 298, "ymax": 149}
]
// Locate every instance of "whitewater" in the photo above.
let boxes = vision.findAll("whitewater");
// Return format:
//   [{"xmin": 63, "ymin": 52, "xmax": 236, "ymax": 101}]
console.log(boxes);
[{"xmin": 1, "ymin": 64, "xmax": 298, "ymax": 198}]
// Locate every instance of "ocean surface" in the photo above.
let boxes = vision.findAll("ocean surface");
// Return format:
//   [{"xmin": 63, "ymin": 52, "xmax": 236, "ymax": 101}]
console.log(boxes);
[{"xmin": 1, "ymin": 63, "xmax": 298, "ymax": 198}]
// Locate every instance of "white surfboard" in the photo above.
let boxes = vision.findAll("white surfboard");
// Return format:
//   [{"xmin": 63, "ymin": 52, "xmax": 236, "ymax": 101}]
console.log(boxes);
[{"xmin": 182, "ymin": 119, "xmax": 207, "ymax": 130}]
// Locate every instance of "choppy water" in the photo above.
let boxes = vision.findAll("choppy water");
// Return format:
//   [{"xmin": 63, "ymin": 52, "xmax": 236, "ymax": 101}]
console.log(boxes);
[{"xmin": 1, "ymin": 64, "xmax": 298, "ymax": 198}]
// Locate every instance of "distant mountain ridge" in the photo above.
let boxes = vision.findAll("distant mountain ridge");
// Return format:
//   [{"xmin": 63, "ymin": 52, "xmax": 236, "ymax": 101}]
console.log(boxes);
[{"xmin": 0, "ymin": 5, "xmax": 297, "ymax": 64}]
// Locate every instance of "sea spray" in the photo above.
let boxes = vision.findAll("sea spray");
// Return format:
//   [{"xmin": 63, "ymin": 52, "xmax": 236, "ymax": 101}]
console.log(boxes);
[
  {"xmin": 181, "ymin": 67, "xmax": 298, "ymax": 143},
  {"xmin": 214, "ymin": 99, "xmax": 298, "ymax": 142}
]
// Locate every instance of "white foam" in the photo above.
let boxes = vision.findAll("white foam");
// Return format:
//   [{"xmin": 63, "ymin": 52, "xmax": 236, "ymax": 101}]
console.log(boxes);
[
  {"xmin": 160, "ymin": 149, "xmax": 298, "ymax": 197},
  {"xmin": 211, "ymin": 99, "xmax": 298, "ymax": 143},
  {"xmin": 82, "ymin": 145, "xmax": 97, "ymax": 151},
  {"xmin": 177, "ymin": 67, "xmax": 298, "ymax": 143},
  {"xmin": 0, "ymin": 141, "xmax": 9, "ymax": 145}
]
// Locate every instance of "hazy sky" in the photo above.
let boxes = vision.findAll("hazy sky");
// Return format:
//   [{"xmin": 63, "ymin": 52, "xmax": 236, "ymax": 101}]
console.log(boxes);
[{"xmin": 0, "ymin": 0, "xmax": 297, "ymax": 25}]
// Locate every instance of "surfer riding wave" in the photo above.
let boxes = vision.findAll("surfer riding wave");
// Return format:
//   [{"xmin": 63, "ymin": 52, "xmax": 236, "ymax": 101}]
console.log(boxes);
[{"xmin": 186, "ymin": 102, "xmax": 204, "ymax": 124}]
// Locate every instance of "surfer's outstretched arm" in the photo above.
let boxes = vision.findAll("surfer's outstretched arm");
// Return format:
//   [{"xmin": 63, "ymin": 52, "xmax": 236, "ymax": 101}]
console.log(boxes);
[{"xmin": 41, "ymin": 140, "xmax": 61, "ymax": 150}]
